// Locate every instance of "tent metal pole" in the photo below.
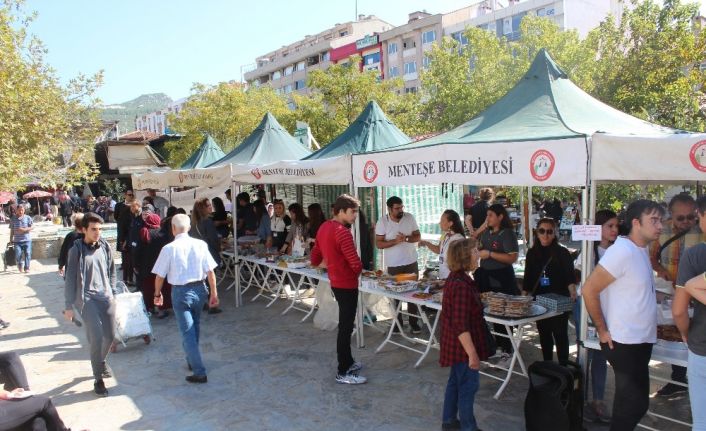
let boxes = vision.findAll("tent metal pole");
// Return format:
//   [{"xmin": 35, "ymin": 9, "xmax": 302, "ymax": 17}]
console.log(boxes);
[
  {"xmin": 233, "ymin": 181, "xmax": 241, "ymax": 308},
  {"xmin": 352, "ymin": 183, "xmax": 365, "ymax": 349},
  {"xmin": 380, "ymin": 186, "xmax": 386, "ymax": 270},
  {"xmin": 527, "ymin": 186, "xmax": 533, "ymax": 248}
]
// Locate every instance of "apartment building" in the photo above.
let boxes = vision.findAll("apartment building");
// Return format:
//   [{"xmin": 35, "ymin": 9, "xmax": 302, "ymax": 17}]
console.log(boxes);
[
  {"xmin": 330, "ymin": 34, "xmax": 383, "ymax": 74},
  {"xmin": 135, "ymin": 98, "xmax": 187, "ymax": 135},
  {"xmin": 382, "ymin": 0, "xmax": 618, "ymax": 93},
  {"xmin": 243, "ymin": 15, "xmax": 393, "ymax": 96}
]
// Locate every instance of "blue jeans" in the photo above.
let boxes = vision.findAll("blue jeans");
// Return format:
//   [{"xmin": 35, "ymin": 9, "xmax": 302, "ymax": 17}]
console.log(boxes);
[
  {"xmin": 13, "ymin": 240, "xmax": 31, "ymax": 270},
  {"xmin": 688, "ymin": 350, "xmax": 706, "ymax": 430},
  {"xmin": 171, "ymin": 281, "xmax": 208, "ymax": 376},
  {"xmin": 574, "ymin": 298, "xmax": 607, "ymax": 401},
  {"xmin": 442, "ymin": 361, "xmax": 480, "ymax": 431}
]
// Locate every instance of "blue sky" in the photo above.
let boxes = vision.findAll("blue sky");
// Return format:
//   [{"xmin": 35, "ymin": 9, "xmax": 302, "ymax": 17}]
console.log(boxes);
[
  {"xmin": 25, "ymin": 0, "xmax": 705, "ymax": 105},
  {"xmin": 25, "ymin": 0, "xmax": 473, "ymax": 104}
]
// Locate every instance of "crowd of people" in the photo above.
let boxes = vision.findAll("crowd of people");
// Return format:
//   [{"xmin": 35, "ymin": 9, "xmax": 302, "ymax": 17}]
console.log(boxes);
[{"xmin": 4, "ymin": 183, "xmax": 706, "ymax": 431}]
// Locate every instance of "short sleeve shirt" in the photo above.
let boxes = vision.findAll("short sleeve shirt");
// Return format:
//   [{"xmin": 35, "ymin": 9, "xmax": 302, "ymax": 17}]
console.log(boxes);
[
  {"xmin": 375, "ymin": 212, "xmax": 419, "ymax": 268},
  {"xmin": 438, "ymin": 232, "xmax": 465, "ymax": 279},
  {"xmin": 676, "ymin": 243, "xmax": 706, "ymax": 355},
  {"xmin": 598, "ymin": 236, "xmax": 657, "ymax": 344},
  {"xmin": 11, "ymin": 215, "xmax": 32, "ymax": 243},
  {"xmin": 479, "ymin": 228, "xmax": 518, "ymax": 271}
]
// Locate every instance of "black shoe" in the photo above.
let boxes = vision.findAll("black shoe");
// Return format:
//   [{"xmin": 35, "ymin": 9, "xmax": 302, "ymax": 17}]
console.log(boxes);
[
  {"xmin": 0, "ymin": 320, "xmax": 9, "ymax": 329},
  {"xmin": 94, "ymin": 379, "xmax": 108, "ymax": 396},
  {"xmin": 441, "ymin": 419, "xmax": 461, "ymax": 430},
  {"xmin": 655, "ymin": 383, "xmax": 687, "ymax": 398},
  {"xmin": 101, "ymin": 362, "xmax": 112, "ymax": 379},
  {"xmin": 207, "ymin": 307, "xmax": 222, "ymax": 314},
  {"xmin": 391, "ymin": 325, "xmax": 401, "ymax": 334},
  {"xmin": 186, "ymin": 374, "xmax": 207, "ymax": 384},
  {"xmin": 410, "ymin": 323, "xmax": 422, "ymax": 334}
]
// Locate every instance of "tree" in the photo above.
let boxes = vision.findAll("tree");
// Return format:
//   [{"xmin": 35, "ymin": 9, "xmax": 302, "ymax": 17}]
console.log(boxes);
[
  {"xmin": 292, "ymin": 56, "xmax": 423, "ymax": 144},
  {"xmin": 0, "ymin": 1, "xmax": 103, "ymax": 190},
  {"xmin": 586, "ymin": 0, "xmax": 706, "ymax": 131},
  {"xmin": 166, "ymin": 83, "xmax": 294, "ymax": 167},
  {"xmin": 420, "ymin": 15, "xmax": 595, "ymax": 133}
]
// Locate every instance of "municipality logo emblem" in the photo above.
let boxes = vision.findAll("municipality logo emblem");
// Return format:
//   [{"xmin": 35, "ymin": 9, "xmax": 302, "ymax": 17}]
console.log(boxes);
[
  {"xmin": 251, "ymin": 168, "xmax": 262, "ymax": 180},
  {"xmin": 363, "ymin": 161, "xmax": 379, "ymax": 183},
  {"xmin": 690, "ymin": 140, "xmax": 706, "ymax": 172},
  {"xmin": 529, "ymin": 149, "xmax": 555, "ymax": 181}
]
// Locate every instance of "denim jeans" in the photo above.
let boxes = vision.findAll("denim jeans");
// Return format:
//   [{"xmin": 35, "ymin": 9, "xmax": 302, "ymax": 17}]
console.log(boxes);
[
  {"xmin": 574, "ymin": 298, "xmax": 607, "ymax": 401},
  {"xmin": 172, "ymin": 281, "xmax": 208, "ymax": 376},
  {"xmin": 13, "ymin": 240, "xmax": 31, "ymax": 270},
  {"xmin": 442, "ymin": 361, "xmax": 480, "ymax": 431},
  {"xmin": 688, "ymin": 350, "xmax": 706, "ymax": 430}
]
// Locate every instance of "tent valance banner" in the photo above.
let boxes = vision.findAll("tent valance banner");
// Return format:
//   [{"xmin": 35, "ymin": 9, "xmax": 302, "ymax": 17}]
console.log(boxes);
[
  {"xmin": 131, "ymin": 165, "xmax": 232, "ymax": 190},
  {"xmin": 232, "ymin": 155, "xmax": 352, "ymax": 185},
  {"xmin": 352, "ymin": 138, "xmax": 588, "ymax": 187},
  {"xmin": 591, "ymin": 133, "xmax": 706, "ymax": 182}
]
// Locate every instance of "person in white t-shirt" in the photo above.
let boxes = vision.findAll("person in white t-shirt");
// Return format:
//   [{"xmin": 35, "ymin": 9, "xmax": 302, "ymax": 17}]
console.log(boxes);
[
  {"xmin": 375, "ymin": 196, "xmax": 422, "ymax": 334},
  {"xmin": 583, "ymin": 199, "xmax": 665, "ymax": 431},
  {"xmin": 419, "ymin": 209, "xmax": 466, "ymax": 280}
]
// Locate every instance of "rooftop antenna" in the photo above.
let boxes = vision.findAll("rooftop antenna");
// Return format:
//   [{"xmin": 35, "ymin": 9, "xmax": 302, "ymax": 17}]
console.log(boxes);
[{"xmin": 355, "ymin": 0, "xmax": 358, "ymax": 20}]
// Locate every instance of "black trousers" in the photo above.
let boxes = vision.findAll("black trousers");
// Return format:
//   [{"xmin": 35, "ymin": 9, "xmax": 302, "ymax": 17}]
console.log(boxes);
[
  {"xmin": 0, "ymin": 352, "xmax": 29, "ymax": 391},
  {"xmin": 388, "ymin": 263, "xmax": 419, "ymax": 327},
  {"xmin": 601, "ymin": 341, "xmax": 652, "ymax": 431},
  {"xmin": 331, "ymin": 287, "xmax": 358, "ymax": 375},
  {"xmin": 0, "ymin": 351, "xmax": 67, "ymax": 431},
  {"xmin": 81, "ymin": 299, "xmax": 116, "ymax": 380},
  {"xmin": 536, "ymin": 313, "xmax": 569, "ymax": 364}
]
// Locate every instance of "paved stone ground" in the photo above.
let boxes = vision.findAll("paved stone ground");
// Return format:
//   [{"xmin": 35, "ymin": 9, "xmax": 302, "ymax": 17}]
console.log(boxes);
[{"xmin": 0, "ymin": 228, "xmax": 692, "ymax": 431}]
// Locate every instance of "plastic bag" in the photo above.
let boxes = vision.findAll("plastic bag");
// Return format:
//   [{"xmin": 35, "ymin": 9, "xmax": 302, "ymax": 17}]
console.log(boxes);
[
  {"xmin": 313, "ymin": 281, "xmax": 338, "ymax": 331},
  {"xmin": 114, "ymin": 292, "xmax": 151, "ymax": 343}
]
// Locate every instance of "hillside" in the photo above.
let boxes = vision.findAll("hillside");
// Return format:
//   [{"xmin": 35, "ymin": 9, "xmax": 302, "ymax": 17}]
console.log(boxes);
[{"xmin": 101, "ymin": 93, "xmax": 173, "ymax": 132}]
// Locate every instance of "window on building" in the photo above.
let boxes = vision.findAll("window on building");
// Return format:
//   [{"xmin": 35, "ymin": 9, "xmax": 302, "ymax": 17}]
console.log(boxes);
[
  {"xmin": 422, "ymin": 30, "xmax": 436, "ymax": 45},
  {"xmin": 404, "ymin": 87, "xmax": 417, "ymax": 94},
  {"xmin": 295, "ymin": 79, "xmax": 306, "ymax": 90},
  {"xmin": 402, "ymin": 38, "xmax": 416, "ymax": 49},
  {"xmin": 363, "ymin": 52, "xmax": 380, "ymax": 65},
  {"xmin": 388, "ymin": 42, "xmax": 398, "ymax": 55},
  {"xmin": 321, "ymin": 51, "xmax": 330, "ymax": 62},
  {"xmin": 404, "ymin": 61, "xmax": 417, "ymax": 75},
  {"xmin": 451, "ymin": 31, "xmax": 468, "ymax": 46},
  {"xmin": 536, "ymin": 8, "xmax": 546, "ymax": 16},
  {"xmin": 284, "ymin": 84, "xmax": 293, "ymax": 94},
  {"xmin": 422, "ymin": 56, "xmax": 431, "ymax": 69},
  {"xmin": 307, "ymin": 55, "xmax": 320, "ymax": 66},
  {"xmin": 388, "ymin": 66, "xmax": 399, "ymax": 77},
  {"xmin": 284, "ymin": 65, "xmax": 294, "ymax": 76},
  {"xmin": 272, "ymin": 70, "xmax": 281, "ymax": 80},
  {"xmin": 340, "ymin": 30, "xmax": 348, "ymax": 37},
  {"xmin": 295, "ymin": 61, "xmax": 305, "ymax": 72},
  {"xmin": 510, "ymin": 13, "xmax": 526, "ymax": 40}
]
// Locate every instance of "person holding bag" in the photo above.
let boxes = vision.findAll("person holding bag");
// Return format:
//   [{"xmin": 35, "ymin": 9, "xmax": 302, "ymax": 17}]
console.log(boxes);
[
  {"xmin": 440, "ymin": 237, "xmax": 490, "ymax": 431},
  {"xmin": 522, "ymin": 218, "xmax": 577, "ymax": 365}
]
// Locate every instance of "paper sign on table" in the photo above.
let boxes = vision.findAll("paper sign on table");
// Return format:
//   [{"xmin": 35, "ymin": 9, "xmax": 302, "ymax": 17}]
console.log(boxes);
[{"xmin": 571, "ymin": 225, "xmax": 602, "ymax": 241}]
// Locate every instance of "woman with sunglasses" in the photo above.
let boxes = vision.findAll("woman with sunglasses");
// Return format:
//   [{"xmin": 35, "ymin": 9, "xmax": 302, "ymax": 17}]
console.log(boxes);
[
  {"xmin": 522, "ymin": 218, "xmax": 577, "ymax": 365},
  {"xmin": 575, "ymin": 210, "xmax": 617, "ymax": 423},
  {"xmin": 419, "ymin": 209, "xmax": 466, "ymax": 279}
]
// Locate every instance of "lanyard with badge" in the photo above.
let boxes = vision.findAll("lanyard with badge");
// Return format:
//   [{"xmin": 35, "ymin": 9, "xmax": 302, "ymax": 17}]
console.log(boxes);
[
  {"xmin": 272, "ymin": 216, "xmax": 282, "ymax": 238},
  {"xmin": 439, "ymin": 232, "xmax": 452, "ymax": 265}
]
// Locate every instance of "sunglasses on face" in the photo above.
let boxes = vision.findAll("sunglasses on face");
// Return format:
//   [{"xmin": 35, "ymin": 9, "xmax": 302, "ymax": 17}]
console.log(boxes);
[
  {"xmin": 675, "ymin": 214, "xmax": 696, "ymax": 222},
  {"xmin": 537, "ymin": 228, "xmax": 554, "ymax": 235}
]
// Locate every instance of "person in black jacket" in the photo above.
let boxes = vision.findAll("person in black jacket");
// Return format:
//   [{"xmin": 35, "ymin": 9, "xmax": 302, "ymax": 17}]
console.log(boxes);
[
  {"xmin": 135, "ymin": 212, "xmax": 170, "ymax": 318},
  {"xmin": 116, "ymin": 194, "xmax": 136, "ymax": 285},
  {"xmin": 58, "ymin": 213, "xmax": 84, "ymax": 277},
  {"xmin": 522, "ymin": 217, "xmax": 577, "ymax": 364},
  {"xmin": 58, "ymin": 193, "xmax": 75, "ymax": 227}
]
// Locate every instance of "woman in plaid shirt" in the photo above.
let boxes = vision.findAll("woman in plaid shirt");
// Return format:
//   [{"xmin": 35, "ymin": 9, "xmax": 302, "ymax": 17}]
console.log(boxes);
[{"xmin": 440, "ymin": 238, "xmax": 489, "ymax": 431}]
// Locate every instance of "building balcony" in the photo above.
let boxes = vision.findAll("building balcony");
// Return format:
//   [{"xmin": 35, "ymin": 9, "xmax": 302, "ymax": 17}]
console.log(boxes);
[
  {"xmin": 403, "ymin": 72, "xmax": 418, "ymax": 81},
  {"xmin": 403, "ymin": 48, "xmax": 416, "ymax": 58}
]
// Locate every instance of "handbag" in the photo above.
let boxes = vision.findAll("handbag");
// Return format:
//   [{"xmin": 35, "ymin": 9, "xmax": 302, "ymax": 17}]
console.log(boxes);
[{"xmin": 4, "ymin": 243, "xmax": 16, "ymax": 267}]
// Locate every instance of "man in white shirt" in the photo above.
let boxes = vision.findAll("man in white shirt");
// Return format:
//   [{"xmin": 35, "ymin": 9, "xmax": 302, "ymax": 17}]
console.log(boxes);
[
  {"xmin": 375, "ymin": 196, "xmax": 422, "ymax": 334},
  {"xmin": 152, "ymin": 214, "xmax": 219, "ymax": 384},
  {"xmin": 583, "ymin": 199, "xmax": 665, "ymax": 431}
]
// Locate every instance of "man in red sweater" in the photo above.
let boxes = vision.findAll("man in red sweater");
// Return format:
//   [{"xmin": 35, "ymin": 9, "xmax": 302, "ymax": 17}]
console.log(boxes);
[{"xmin": 311, "ymin": 194, "xmax": 365, "ymax": 384}]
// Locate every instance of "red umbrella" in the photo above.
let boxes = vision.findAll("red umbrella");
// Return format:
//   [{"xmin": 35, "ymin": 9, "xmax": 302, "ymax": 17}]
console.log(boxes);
[
  {"xmin": 0, "ymin": 191, "xmax": 15, "ymax": 205},
  {"xmin": 23, "ymin": 190, "xmax": 53, "ymax": 217}
]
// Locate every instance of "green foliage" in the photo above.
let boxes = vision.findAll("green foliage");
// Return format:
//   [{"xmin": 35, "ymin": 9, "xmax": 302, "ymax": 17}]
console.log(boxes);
[
  {"xmin": 165, "ymin": 83, "xmax": 294, "ymax": 167},
  {"xmin": 0, "ymin": 0, "xmax": 104, "ymax": 190},
  {"xmin": 292, "ymin": 56, "xmax": 423, "ymax": 144},
  {"xmin": 586, "ymin": 0, "xmax": 706, "ymax": 131},
  {"xmin": 99, "ymin": 178, "xmax": 125, "ymax": 199}
]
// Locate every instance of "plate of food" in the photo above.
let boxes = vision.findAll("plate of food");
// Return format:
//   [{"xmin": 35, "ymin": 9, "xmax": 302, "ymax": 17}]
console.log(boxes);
[
  {"xmin": 412, "ymin": 292, "xmax": 433, "ymax": 300},
  {"xmin": 484, "ymin": 303, "xmax": 546, "ymax": 319}
]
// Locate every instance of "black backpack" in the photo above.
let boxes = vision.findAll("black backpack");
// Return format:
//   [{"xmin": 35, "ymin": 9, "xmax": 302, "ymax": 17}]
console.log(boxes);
[{"xmin": 524, "ymin": 361, "xmax": 583, "ymax": 431}]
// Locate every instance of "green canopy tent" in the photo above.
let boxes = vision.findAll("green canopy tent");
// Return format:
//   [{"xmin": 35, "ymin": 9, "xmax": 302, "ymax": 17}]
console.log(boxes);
[
  {"xmin": 210, "ymin": 112, "xmax": 311, "ymax": 167},
  {"xmin": 179, "ymin": 134, "xmax": 226, "ymax": 169}
]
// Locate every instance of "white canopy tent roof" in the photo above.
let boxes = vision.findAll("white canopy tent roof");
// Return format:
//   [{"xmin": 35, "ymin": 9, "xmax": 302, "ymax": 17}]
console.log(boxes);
[
  {"xmin": 131, "ymin": 165, "xmax": 232, "ymax": 190},
  {"xmin": 231, "ymin": 155, "xmax": 351, "ymax": 185}
]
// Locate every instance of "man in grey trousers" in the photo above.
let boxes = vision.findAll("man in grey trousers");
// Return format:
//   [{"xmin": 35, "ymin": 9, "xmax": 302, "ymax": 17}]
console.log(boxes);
[{"xmin": 64, "ymin": 212, "xmax": 117, "ymax": 397}]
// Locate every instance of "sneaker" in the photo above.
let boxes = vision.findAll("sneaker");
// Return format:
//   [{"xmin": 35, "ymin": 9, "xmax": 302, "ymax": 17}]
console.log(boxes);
[
  {"xmin": 410, "ymin": 323, "xmax": 422, "ymax": 335},
  {"xmin": 347, "ymin": 361, "xmax": 363, "ymax": 373},
  {"xmin": 494, "ymin": 353, "xmax": 512, "ymax": 369},
  {"xmin": 441, "ymin": 420, "xmax": 461, "ymax": 430},
  {"xmin": 335, "ymin": 371, "xmax": 367, "ymax": 385},
  {"xmin": 94, "ymin": 379, "xmax": 108, "ymax": 397},
  {"xmin": 592, "ymin": 400, "xmax": 611, "ymax": 423},
  {"xmin": 655, "ymin": 383, "xmax": 687, "ymax": 398}
]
